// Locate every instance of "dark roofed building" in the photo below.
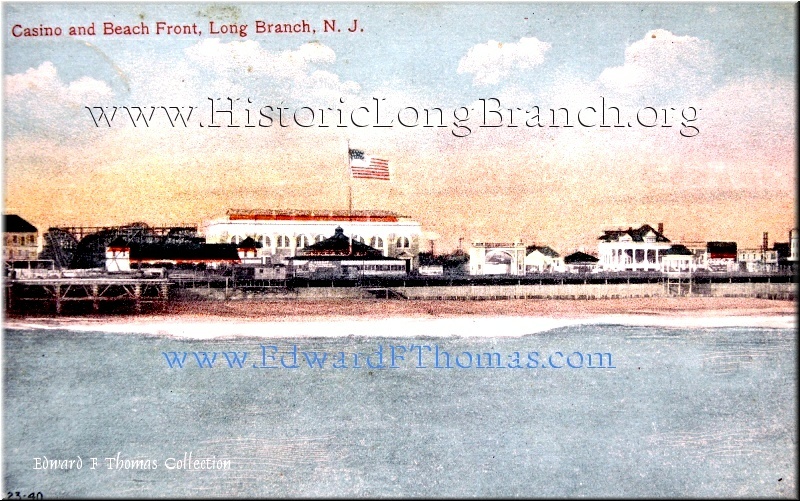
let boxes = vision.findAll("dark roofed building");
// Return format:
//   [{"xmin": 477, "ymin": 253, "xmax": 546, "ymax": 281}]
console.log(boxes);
[
  {"xmin": 771, "ymin": 242, "xmax": 797, "ymax": 273},
  {"xmin": 289, "ymin": 227, "xmax": 407, "ymax": 278},
  {"xmin": 598, "ymin": 224, "xmax": 670, "ymax": 244},
  {"xmin": 707, "ymin": 241, "xmax": 737, "ymax": 260},
  {"xmin": 662, "ymin": 244, "xmax": 693, "ymax": 256},
  {"xmin": 105, "ymin": 239, "xmax": 240, "ymax": 272},
  {"xmin": 564, "ymin": 251, "xmax": 599, "ymax": 264},
  {"xmin": 107, "ymin": 236, "xmax": 129, "ymax": 250},
  {"xmin": 298, "ymin": 227, "xmax": 384, "ymax": 258},
  {"xmin": 237, "ymin": 236, "xmax": 261, "ymax": 249},
  {"xmin": 772, "ymin": 242, "xmax": 790, "ymax": 260},
  {"xmin": 526, "ymin": 245, "xmax": 560, "ymax": 258},
  {"xmin": 706, "ymin": 241, "xmax": 737, "ymax": 272},
  {"xmin": 129, "ymin": 243, "xmax": 239, "ymax": 262},
  {"xmin": 237, "ymin": 236, "xmax": 262, "ymax": 260},
  {"xmin": 3, "ymin": 214, "xmax": 39, "ymax": 261},
  {"xmin": 563, "ymin": 251, "xmax": 599, "ymax": 274},
  {"xmin": 4, "ymin": 214, "xmax": 37, "ymax": 233},
  {"xmin": 661, "ymin": 244, "xmax": 695, "ymax": 273}
]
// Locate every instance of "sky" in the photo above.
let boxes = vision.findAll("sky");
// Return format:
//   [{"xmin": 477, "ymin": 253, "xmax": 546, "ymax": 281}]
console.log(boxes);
[{"xmin": 2, "ymin": 2, "xmax": 796, "ymax": 253}]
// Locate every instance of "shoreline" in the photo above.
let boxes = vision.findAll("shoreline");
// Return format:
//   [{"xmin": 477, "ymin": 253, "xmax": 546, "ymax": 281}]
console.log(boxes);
[
  {"xmin": 169, "ymin": 296, "xmax": 796, "ymax": 318},
  {"xmin": 3, "ymin": 297, "xmax": 796, "ymax": 338}
]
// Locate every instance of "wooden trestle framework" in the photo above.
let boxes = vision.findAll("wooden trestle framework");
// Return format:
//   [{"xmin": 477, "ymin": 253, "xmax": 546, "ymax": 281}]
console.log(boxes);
[{"xmin": 4, "ymin": 278, "xmax": 170, "ymax": 314}]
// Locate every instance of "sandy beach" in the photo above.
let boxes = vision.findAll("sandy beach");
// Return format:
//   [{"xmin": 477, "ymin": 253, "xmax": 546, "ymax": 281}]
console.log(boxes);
[
  {"xmin": 4, "ymin": 297, "xmax": 796, "ymax": 338},
  {"xmin": 162, "ymin": 296, "xmax": 797, "ymax": 319}
]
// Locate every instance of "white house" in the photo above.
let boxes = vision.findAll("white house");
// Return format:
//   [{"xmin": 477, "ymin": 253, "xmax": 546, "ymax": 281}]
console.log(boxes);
[
  {"xmin": 598, "ymin": 224, "xmax": 671, "ymax": 272},
  {"xmin": 524, "ymin": 246, "xmax": 563, "ymax": 273}
]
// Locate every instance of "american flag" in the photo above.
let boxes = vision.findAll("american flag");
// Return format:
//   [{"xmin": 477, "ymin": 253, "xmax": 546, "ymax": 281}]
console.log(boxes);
[{"xmin": 349, "ymin": 149, "xmax": 390, "ymax": 181}]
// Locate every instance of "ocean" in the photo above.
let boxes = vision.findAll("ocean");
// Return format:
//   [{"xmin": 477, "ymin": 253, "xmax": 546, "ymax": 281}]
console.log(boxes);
[{"xmin": 2, "ymin": 322, "xmax": 796, "ymax": 497}]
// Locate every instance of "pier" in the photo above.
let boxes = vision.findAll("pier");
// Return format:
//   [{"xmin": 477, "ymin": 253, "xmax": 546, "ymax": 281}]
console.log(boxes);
[{"xmin": 4, "ymin": 277, "xmax": 171, "ymax": 314}]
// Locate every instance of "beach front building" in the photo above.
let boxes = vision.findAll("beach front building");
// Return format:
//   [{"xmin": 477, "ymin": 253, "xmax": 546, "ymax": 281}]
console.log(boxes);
[
  {"xmin": 105, "ymin": 239, "xmax": 240, "ymax": 272},
  {"xmin": 469, "ymin": 242, "xmax": 526, "ymax": 276},
  {"xmin": 3, "ymin": 214, "xmax": 39, "ymax": 262},
  {"xmin": 236, "ymin": 237, "xmax": 263, "ymax": 265},
  {"xmin": 524, "ymin": 245, "xmax": 564, "ymax": 273},
  {"xmin": 562, "ymin": 251, "xmax": 599, "ymax": 273},
  {"xmin": 660, "ymin": 244, "xmax": 696, "ymax": 273},
  {"xmin": 706, "ymin": 241, "xmax": 738, "ymax": 272},
  {"xmin": 789, "ymin": 229, "xmax": 798, "ymax": 262},
  {"xmin": 203, "ymin": 209, "xmax": 422, "ymax": 271},
  {"xmin": 679, "ymin": 241, "xmax": 710, "ymax": 270},
  {"xmin": 737, "ymin": 248, "xmax": 779, "ymax": 273},
  {"xmin": 597, "ymin": 224, "xmax": 671, "ymax": 272},
  {"xmin": 288, "ymin": 227, "xmax": 407, "ymax": 278},
  {"xmin": 105, "ymin": 237, "xmax": 131, "ymax": 272}
]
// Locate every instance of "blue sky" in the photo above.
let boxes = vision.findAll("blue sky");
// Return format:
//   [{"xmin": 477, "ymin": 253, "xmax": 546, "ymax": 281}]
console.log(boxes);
[
  {"xmin": 2, "ymin": 2, "xmax": 796, "ymax": 251},
  {"xmin": 4, "ymin": 4, "xmax": 795, "ymax": 103}
]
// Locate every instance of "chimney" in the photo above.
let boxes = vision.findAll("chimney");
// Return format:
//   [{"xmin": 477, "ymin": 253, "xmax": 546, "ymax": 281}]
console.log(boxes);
[
  {"xmin": 658, "ymin": 222, "xmax": 664, "ymax": 234},
  {"xmin": 762, "ymin": 232, "xmax": 769, "ymax": 252}
]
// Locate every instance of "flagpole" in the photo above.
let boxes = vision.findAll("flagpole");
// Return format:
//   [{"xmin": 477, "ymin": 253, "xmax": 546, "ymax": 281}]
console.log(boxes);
[{"xmin": 346, "ymin": 139, "xmax": 353, "ymax": 216}]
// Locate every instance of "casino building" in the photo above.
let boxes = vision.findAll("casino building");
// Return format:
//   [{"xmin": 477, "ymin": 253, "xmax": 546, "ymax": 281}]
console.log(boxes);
[{"xmin": 202, "ymin": 209, "xmax": 423, "ymax": 270}]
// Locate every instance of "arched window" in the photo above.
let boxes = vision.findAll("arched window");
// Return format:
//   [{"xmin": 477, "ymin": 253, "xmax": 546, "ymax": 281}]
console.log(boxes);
[
  {"xmin": 261, "ymin": 236, "xmax": 271, "ymax": 248},
  {"xmin": 315, "ymin": 234, "xmax": 325, "ymax": 244},
  {"xmin": 351, "ymin": 235, "xmax": 365, "ymax": 244},
  {"xmin": 230, "ymin": 235, "xmax": 241, "ymax": 244},
  {"xmin": 296, "ymin": 235, "xmax": 309, "ymax": 248},
  {"xmin": 370, "ymin": 236, "xmax": 384, "ymax": 248},
  {"xmin": 396, "ymin": 236, "xmax": 410, "ymax": 249},
  {"xmin": 277, "ymin": 235, "xmax": 291, "ymax": 248}
]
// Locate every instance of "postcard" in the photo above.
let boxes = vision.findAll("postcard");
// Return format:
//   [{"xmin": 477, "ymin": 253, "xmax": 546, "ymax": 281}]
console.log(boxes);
[{"xmin": 1, "ymin": 2, "xmax": 797, "ymax": 498}]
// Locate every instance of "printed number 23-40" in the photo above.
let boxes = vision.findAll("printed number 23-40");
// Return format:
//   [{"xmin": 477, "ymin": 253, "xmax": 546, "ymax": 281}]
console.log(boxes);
[{"xmin": 5, "ymin": 493, "xmax": 43, "ymax": 500}]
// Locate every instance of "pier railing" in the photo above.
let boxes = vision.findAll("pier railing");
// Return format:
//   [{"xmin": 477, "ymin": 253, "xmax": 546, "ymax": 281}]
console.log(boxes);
[{"xmin": 3, "ymin": 270, "xmax": 795, "ymax": 314}]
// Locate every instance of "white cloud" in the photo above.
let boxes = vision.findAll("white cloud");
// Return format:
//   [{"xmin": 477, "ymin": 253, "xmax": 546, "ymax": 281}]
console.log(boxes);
[
  {"xmin": 598, "ymin": 29, "xmax": 713, "ymax": 98},
  {"xmin": 458, "ymin": 37, "xmax": 551, "ymax": 86},
  {"xmin": 184, "ymin": 39, "xmax": 358, "ymax": 102},
  {"xmin": 185, "ymin": 39, "xmax": 336, "ymax": 78},
  {"xmin": 690, "ymin": 75, "xmax": 795, "ymax": 166},
  {"xmin": 4, "ymin": 62, "xmax": 114, "ymax": 137},
  {"xmin": 5, "ymin": 61, "xmax": 113, "ymax": 110}
]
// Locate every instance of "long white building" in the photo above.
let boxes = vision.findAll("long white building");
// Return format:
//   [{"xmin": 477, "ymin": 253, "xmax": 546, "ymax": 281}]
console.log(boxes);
[
  {"xmin": 203, "ymin": 209, "xmax": 422, "ymax": 269},
  {"xmin": 597, "ymin": 224, "xmax": 672, "ymax": 272}
]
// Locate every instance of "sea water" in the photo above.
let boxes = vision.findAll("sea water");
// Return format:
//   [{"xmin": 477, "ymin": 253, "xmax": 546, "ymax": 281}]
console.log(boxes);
[{"xmin": 3, "ymin": 323, "xmax": 796, "ymax": 497}]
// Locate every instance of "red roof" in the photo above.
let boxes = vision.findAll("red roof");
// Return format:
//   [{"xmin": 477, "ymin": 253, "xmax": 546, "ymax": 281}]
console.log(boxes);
[{"xmin": 228, "ymin": 209, "xmax": 401, "ymax": 223}]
